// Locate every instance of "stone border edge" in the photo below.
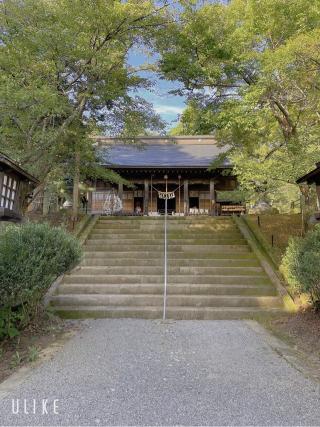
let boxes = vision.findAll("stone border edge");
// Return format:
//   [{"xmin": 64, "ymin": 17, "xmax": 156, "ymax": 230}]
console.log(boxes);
[{"xmin": 245, "ymin": 320, "xmax": 320, "ymax": 383}]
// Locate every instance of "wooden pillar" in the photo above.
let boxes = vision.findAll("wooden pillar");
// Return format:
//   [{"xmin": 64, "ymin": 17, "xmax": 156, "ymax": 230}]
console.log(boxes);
[
  {"xmin": 144, "ymin": 179, "xmax": 149, "ymax": 215},
  {"xmin": 210, "ymin": 179, "xmax": 215, "ymax": 216},
  {"xmin": 184, "ymin": 179, "xmax": 189, "ymax": 215},
  {"xmin": 316, "ymin": 184, "xmax": 320, "ymax": 210},
  {"xmin": 118, "ymin": 182, "xmax": 123, "ymax": 207},
  {"xmin": 87, "ymin": 191, "xmax": 93, "ymax": 213}
]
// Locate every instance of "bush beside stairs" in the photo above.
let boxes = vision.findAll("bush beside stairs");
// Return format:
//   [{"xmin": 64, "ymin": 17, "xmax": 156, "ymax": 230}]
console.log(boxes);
[{"xmin": 50, "ymin": 216, "xmax": 284, "ymax": 319}]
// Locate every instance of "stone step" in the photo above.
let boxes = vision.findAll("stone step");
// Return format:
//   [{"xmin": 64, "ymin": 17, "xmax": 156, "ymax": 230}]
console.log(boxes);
[
  {"xmin": 76, "ymin": 266, "xmax": 265, "ymax": 275},
  {"xmin": 168, "ymin": 238, "xmax": 246, "ymax": 244},
  {"xmin": 97, "ymin": 221, "xmax": 234, "ymax": 226},
  {"xmin": 98, "ymin": 217, "xmax": 232, "ymax": 222},
  {"xmin": 90, "ymin": 231, "xmax": 243, "ymax": 238},
  {"xmin": 83, "ymin": 251, "xmax": 164, "ymax": 258},
  {"xmin": 168, "ymin": 245, "xmax": 250, "ymax": 252},
  {"xmin": 167, "ymin": 295, "xmax": 282, "ymax": 308},
  {"xmin": 90, "ymin": 231, "xmax": 165, "ymax": 237},
  {"xmin": 94, "ymin": 226, "xmax": 239, "ymax": 232},
  {"xmin": 169, "ymin": 226, "xmax": 239, "ymax": 231},
  {"xmin": 82, "ymin": 251, "xmax": 255, "ymax": 259},
  {"xmin": 57, "ymin": 283, "xmax": 277, "ymax": 296},
  {"xmin": 86, "ymin": 238, "xmax": 246, "ymax": 245},
  {"xmin": 51, "ymin": 294, "xmax": 163, "ymax": 307},
  {"xmin": 170, "ymin": 275, "xmax": 271, "ymax": 284},
  {"xmin": 170, "ymin": 266, "xmax": 264, "ymax": 275},
  {"xmin": 84, "ymin": 244, "xmax": 164, "ymax": 251},
  {"xmin": 168, "ymin": 252, "xmax": 256, "ymax": 259},
  {"xmin": 166, "ymin": 306, "xmax": 284, "ymax": 320},
  {"xmin": 53, "ymin": 305, "xmax": 283, "ymax": 320},
  {"xmin": 96, "ymin": 222, "xmax": 234, "ymax": 227},
  {"xmin": 86, "ymin": 238, "xmax": 164, "ymax": 245},
  {"xmin": 168, "ymin": 232, "xmax": 243, "ymax": 238},
  {"xmin": 81, "ymin": 258, "xmax": 165, "ymax": 266},
  {"xmin": 51, "ymin": 294, "xmax": 281, "ymax": 308},
  {"xmin": 54, "ymin": 306, "xmax": 161, "ymax": 319},
  {"xmin": 84, "ymin": 244, "xmax": 250, "ymax": 252},
  {"xmin": 81, "ymin": 258, "xmax": 260, "ymax": 267},
  {"xmin": 77, "ymin": 266, "xmax": 164, "ymax": 275},
  {"xmin": 63, "ymin": 274, "xmax": 271, "ymax": 285}
]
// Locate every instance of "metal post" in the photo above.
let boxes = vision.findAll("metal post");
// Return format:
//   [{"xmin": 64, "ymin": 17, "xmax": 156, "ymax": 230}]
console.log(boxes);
[
  {"xmin": 150, "ymin": 175, "xmax": 153, "ymax": 213},
  {"xmin": 178, "ymin": 175, "xmax": 181, "ymax": 215},
  {"xmin": 163, "ymin": 197, "xmax": 168, "ymax": 321},
  {"xmin": 163, "ymin": 175, "xmax": 168, "ymax": 321}
]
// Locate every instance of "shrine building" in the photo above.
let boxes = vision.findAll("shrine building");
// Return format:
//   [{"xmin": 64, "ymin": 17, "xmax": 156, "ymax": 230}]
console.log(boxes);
[{"xmin": 89, "ymin": 136, "xmax": 244, "ymax": 216}]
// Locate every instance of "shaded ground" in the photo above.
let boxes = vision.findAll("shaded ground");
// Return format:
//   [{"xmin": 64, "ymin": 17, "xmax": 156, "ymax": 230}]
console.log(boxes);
[
  {"xmin": 26, "ymin": 210, "xmax": 85, "ymax": 233},
  {"xmin": 0, "ymin": 312, "xmax": 79, "ymax": 384},
  {"xmin": 0, "ymin": 319, "xmax": 319, "ymax": 426},
  {"xmin": 266, "ymin": 309, "xmax": 320, "ymax": 360}
]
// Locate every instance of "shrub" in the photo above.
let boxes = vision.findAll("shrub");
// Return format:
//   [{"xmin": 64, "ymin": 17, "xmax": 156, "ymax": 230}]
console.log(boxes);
[
  {"xmin": 0, "ymin": 222, "xmax": 82, "ymax": 338},
  {"xmin": 281, "ymin": 224, "xmax": 320, "ymax": 308}
]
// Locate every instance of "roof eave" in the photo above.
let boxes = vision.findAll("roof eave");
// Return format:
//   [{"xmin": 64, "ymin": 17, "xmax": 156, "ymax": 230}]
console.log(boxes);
[
  {"xmin": 103, "ymin": 164, "xmax": 233, "ymax": 169},
  {"xmin": 296, "ymin": 167, "xmax": 320, "ymax": 184},
  {"xmin": 0, "ymin": 154, "xmax": 39, "ymax": 184}
]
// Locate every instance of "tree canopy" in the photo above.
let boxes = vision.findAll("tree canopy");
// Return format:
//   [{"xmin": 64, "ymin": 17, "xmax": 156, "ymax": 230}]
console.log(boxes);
[
  {"xmin": 2, "ymin": 0, "xmax": 320, "ymax": 211},
  {"xmin": 158, "ymin": 0, "xmax": 320, "ymax": 205},
  {"xmin": 0, "ymin": 0, "xmax": 167, "ymax": 189}
]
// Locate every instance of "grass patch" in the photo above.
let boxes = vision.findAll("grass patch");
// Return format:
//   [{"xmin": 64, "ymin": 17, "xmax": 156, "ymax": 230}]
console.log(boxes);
[{"xmin": 245, "ymin": 214, "xmax": 302, "ymax": 266}]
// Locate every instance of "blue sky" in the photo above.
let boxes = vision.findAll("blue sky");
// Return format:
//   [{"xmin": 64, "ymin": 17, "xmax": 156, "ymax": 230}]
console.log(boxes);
[
  {"xmin": 126, "ymin": 1, "xmax": 224, "ymax": 131},
  {"xmin": 128, "ymin": 48, "xmax": 187, "ymax": 131}
]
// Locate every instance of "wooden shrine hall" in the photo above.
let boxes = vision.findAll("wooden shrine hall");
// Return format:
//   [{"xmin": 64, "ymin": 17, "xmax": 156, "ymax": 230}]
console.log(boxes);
[{"xmin": 90, "ymin": 136, "xmax": 244, "ymax": 216}]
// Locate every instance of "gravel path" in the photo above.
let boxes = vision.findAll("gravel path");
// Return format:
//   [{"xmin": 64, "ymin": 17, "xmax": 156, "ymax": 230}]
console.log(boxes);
[{"xmin": 0, "ymin": 319, "xmax": 319, "ymax": 426}]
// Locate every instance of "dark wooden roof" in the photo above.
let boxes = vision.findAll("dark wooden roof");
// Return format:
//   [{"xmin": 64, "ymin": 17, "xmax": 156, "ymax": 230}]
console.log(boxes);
[
  {"xmin": 95, "ymin": 136, "xmax": 230, "ymax": 168},
  {"xmin": 0, "ymin": 152, "xmax": 39, "ymax": 183},
  {"xmin": 296, "ymin": 163, "xmax": 320, "ymax": 184}
]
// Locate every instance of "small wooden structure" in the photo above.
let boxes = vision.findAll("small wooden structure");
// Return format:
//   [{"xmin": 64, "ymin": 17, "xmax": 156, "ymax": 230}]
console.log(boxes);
[
  {"xmin": 90, "ymin": 136, "xmax": 245, "ymax": 216},
  {"xmin": 0, "ymin": 152, "xmax": 39, "ymax": 221},
  {"xmin": 296, "ymin": 162, "xmax": 320, "ymax": 211}
]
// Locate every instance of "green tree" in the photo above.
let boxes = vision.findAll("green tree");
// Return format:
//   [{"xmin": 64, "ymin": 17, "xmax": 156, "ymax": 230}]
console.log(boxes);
[
  {"xmin": 0, "ymin": 0, "xmax": 167, "ymax": 219},
  {"xmin": 158, "ymin": 0, "xmax": 320, "ymax": 206}
]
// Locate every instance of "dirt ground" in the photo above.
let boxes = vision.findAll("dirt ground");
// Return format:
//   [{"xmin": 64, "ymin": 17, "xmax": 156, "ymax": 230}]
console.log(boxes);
[
  {"xmin": 25, "ymin": 210, "xmax": 85, "ymax": 233},
  {"xmin": 265, "ymin": 309, "xmax": 320, "ymax": 360},
  {"xmin": 0, "ymin": 311, "xmax": 81, "ymax": 384}
]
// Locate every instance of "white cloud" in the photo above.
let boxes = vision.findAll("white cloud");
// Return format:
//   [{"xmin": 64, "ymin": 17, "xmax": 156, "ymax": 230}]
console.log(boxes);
[{"xmin": 154, "ymin": 105, "xmax": 184, "ymax": 115}]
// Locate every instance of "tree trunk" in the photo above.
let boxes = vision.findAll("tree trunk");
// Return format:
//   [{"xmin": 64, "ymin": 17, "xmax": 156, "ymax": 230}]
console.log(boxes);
[{"xmin": 72, "ymin": 148, "xmax": 80, "ymax": 222}]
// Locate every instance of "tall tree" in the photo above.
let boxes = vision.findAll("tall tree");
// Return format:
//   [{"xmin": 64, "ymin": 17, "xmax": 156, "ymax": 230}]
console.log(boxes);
[
  {"xmin": 157, "ymin": 0, "xmax": 320, "ymax": 206},
  {"xmin": 0, "ymin": 0, "xmax": 167, "ymax": 218}
]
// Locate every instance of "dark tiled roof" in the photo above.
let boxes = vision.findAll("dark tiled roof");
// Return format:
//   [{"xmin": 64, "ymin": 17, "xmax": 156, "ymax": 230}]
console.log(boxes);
[{"xmin": 97, "ymin": 139, "xmax": 230, "ymax": 168}]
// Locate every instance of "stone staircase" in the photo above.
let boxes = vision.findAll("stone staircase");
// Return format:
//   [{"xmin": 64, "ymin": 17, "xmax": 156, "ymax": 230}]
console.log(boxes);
[{"xmin": 50, "ymin": 216, "xmax": 283, "ymax": 319}]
